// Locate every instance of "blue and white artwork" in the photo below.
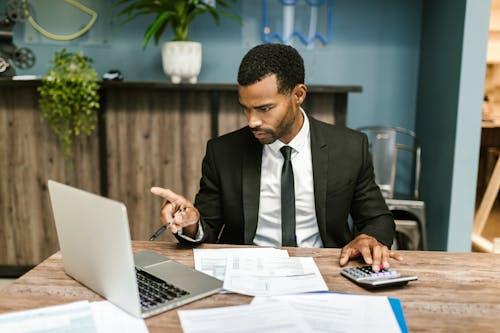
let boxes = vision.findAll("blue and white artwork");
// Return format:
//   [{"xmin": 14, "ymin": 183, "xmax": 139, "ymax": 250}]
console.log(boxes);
[{"xmin": 262, "ymin": 0, "xmax": 333, "ymax": 46}]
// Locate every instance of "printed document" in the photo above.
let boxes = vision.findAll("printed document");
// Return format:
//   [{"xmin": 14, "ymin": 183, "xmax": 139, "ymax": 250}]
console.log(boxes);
[
  {"xmin": 0, "ymin": 300, "xmax": 148, "ymax": 333},
  {"xmin": 178, "ymin": 301, "xmax": 313, "ymax": 333},
  {"xmin": 193, "ymin": 247, "xmax": 288, "ymax": 281},
  {"xmin": 0, "ymin": 301, "xmax": 97, "ymax": 333},
  {"xmin": 252, "ymin": 293, "xmax": 401, "ymax": 333},
  {"xmin": 223, "ymin": 256, "xmax": 328, "ymax": 296}
]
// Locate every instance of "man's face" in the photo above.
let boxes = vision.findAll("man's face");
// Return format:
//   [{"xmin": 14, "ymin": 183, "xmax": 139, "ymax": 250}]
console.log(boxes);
[{"xmin": 238, "ymin": 74, "xmax": 306, "ymax": 145}]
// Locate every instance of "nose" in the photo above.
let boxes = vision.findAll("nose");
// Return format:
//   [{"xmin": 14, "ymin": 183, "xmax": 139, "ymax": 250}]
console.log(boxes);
[{"xmin": 246, "ymin": 110, "xmax": 262, "ymax": 129}]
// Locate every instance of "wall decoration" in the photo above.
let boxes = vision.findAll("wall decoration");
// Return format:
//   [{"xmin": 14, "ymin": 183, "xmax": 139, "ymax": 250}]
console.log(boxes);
[
  {"xmin": 22, "ymin": 0, "xmax": 108, "ymax": 46},
  {"xmin": 262, "ymin": 0, "xmax": 333, "ymax": 46},
  {"xmin": 0, "ymin": 0, "xmax": 36, "ymax": 76},
  {"xmin": 27, "ymin": 0, "xmax": 97, "ymax": 41}
]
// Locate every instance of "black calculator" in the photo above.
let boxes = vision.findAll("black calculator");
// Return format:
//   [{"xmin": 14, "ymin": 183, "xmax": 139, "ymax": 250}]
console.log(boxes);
[{"xmin": 340, "ymin": 265, "xmax": 418, "ymax": 289}]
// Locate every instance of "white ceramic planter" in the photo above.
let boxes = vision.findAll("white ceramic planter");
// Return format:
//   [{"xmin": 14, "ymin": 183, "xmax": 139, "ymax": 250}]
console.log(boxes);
[{"xmin": 161, "ymin": 41, "xmax": 202, "ymax": 84}]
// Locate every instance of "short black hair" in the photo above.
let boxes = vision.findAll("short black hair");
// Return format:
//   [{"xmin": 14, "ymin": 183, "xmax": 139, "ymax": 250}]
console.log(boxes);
[{"xmin": 237, "ymin": 43, "xmax": 305, "ymax": 95}]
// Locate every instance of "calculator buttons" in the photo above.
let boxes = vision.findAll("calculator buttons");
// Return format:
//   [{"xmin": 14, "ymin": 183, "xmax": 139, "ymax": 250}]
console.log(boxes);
[
  {"xmin": 343, "ymin": 266, "xmax": 400, "ymax": 280},
  {"xmin": 340, "ymin": 265, "xmax": 417, "ymax": 289}
]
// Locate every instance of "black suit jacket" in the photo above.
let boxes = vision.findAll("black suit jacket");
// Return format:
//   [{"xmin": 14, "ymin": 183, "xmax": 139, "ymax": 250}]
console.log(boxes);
[{"xmin": 189, "ymin": 116, "xmax": 395, "ymax": 248}]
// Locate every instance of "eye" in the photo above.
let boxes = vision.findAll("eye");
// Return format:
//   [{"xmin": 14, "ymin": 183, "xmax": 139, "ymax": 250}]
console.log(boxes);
[{"xmin": 259, "ymin": 106, "xmax": 272, "ymax": 112}]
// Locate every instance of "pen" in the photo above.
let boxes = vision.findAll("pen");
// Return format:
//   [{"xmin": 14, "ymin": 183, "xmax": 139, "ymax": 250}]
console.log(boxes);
[
  {"xmin": 149, "ymin": 222, "xmax": 172, "ymax": 241},
  {"xmin": 148, "ymin": 208, "xmax": 186, "ymax": 241}
]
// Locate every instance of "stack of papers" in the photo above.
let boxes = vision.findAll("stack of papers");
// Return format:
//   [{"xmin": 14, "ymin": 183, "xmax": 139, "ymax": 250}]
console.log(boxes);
[
  {"xmin": 178, "ymin": 293, "xmax": 403, "ymax": 333},
  {"xmin": 189, "ymin": 248, "xmax": 406, "ymax": 333},
  {"xmin": 193, "ymin": 247, "xmax": 328, "ymax": 296}
]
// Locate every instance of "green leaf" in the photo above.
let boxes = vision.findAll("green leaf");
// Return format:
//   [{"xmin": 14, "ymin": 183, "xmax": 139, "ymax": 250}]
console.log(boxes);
[
  {"xmin": 143, "ymin": 12, "xmax": 172, "ymax": 48},
  {"xmin": 112, "ymin": 0, "xmax": 242, "ymax": 45},
  {"xmin": 38, "ymin": 49, "xmax": 100, "ymax": 163}
]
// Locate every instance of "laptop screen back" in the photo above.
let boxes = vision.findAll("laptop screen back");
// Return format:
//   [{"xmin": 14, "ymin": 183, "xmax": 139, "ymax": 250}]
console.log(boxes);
[{"xmin": 48, "ymin": 180, "xmax": 142, "ymax": 317}]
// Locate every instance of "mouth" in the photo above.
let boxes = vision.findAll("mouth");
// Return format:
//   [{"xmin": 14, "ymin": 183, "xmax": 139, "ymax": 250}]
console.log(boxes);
[
  {"xmin": 252, "ymin": 130, "xmax": 267, "ymax": 137},
  {"xmin": 251, "ymin": 130, "xmax": 272, "ymax": 141},
  {"xmin": 250, "ymin": 127, "xmax": 276, "ymax": 143}
]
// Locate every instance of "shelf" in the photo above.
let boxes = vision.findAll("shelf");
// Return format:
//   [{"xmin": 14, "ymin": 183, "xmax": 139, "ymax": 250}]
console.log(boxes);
[{"xmin": 0, "ymin": 79, "xmax": 362, "ymax": 94}]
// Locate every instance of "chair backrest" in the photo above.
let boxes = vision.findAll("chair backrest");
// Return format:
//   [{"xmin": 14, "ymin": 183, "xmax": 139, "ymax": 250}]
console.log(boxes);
[{"xmin": 357, "ymin": 126, "xmax": 421, "ymax": 200}]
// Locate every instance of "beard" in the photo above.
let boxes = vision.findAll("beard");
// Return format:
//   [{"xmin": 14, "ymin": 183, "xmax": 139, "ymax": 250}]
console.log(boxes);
[{"xmin": 250, "ymin": 127, "xmax": 278, "ymax": 144}]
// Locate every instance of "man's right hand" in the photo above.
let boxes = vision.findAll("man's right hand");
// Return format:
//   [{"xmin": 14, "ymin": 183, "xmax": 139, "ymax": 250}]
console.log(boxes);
[{"xmin": 150, "ymin": 187, "xmax": 200, "ymax": 238}]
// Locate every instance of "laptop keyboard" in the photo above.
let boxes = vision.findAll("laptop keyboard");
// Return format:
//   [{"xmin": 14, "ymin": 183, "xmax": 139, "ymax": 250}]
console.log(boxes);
[{"xmin": 136, "ymin": 269, "xmax": 190, "ymax": 310}]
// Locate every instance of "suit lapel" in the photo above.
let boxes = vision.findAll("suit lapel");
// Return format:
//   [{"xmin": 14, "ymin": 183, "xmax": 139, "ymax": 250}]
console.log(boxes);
[
  {"xmin": 242, "ymin": 132, "xmax": 262, "ymax": 244},
  {"xmin": 310, "ymin": 118, "xmax": 328, "ymax": 239}
]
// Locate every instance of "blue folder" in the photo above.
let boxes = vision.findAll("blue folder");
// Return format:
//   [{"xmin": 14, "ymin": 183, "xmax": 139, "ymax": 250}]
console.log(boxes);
[{"xmin": 388, "ymin": 297, "xmax": 408, "ymax": 333}]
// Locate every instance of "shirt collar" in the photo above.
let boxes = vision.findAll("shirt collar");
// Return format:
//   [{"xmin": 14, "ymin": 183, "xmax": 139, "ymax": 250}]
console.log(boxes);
[{"xmin": 267, "ymin": 108, "xmax": 309, "ymax": 155}]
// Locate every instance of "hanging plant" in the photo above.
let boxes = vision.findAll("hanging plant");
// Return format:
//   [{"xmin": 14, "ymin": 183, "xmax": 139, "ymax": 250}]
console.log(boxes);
[{"xmin": 38, "ymin": 49, "xmax": 100, "ymax": 161}]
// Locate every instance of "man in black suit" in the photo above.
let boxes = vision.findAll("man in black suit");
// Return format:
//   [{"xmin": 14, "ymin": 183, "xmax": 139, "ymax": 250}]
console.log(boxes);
[{"xmin": 152, "ymin": 43, "xmax": 402, "ymax": 271}]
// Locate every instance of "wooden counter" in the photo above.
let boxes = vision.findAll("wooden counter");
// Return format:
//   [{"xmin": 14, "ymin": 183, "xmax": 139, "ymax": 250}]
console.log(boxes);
[{"xmin": 0, "ymin": 80, "xmax": 361, "ymax": 270}]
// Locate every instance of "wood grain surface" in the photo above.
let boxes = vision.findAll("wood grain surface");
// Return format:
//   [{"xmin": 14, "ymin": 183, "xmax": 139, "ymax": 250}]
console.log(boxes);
[
  {"xmin": 0, "ymin": 242, "xmax": 499, "ymax": 333},
  {"xmin": 104, "ymin": 88, "xmax": 211, "ymax": 243},
  {"xmin": 0, "ymin": 84, "xmax": 353, "ymax": 266},
  {"xmin": 0, "ymin": 86, "xmax": 100, "ymax": 265}
]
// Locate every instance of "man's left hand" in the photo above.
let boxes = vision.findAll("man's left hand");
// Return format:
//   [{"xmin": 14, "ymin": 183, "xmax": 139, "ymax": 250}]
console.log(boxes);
[{"xmin": 339, "ymin": 234, "xmax": 403, "ymax": 272}]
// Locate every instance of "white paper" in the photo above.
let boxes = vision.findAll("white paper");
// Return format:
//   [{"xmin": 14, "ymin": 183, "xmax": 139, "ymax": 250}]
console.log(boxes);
[
  {"xmin": 0, "ymin": 300, "xmax": 149, "ymax": 333},
  {"xmin": 252, "ymin": 293, "xmax": 401, "ymax": 333},
  {"xmin": 193, "ymin": 247, "xmax": 288, "ymax": 281},
  {"xmin": 223, "ymin": 256, "xmax": 328, "ymax": 296},
  {"xmin": 0, "ymin": 301, "xmax": 98, "ymax": 333},
  {"xmin": 178, "ymin": 301, "xmax": 313, "ymax": 333},
  {"xmin": 91, "ymin": 301, "xmax": 148, "ymax": 333}
]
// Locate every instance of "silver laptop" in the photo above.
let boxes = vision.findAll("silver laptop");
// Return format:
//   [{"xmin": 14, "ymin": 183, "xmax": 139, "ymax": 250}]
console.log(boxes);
[{"xmin": 47, "ymin": 180, "xmax": 222, "ymax": 318}]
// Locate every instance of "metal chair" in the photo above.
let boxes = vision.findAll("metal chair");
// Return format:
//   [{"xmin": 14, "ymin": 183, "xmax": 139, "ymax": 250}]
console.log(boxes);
[{"xmin": 357, "ymin": 126, "xmax": 427, "ymax": 250}]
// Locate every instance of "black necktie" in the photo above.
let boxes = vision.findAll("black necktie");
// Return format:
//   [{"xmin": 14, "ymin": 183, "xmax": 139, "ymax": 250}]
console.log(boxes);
[{"xmin": 280, "ymin": 146, "xmax": 297, "ymax": 247}]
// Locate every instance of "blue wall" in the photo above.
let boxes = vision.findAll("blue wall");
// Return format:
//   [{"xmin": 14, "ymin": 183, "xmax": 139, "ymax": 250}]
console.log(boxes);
[
  {"xmin": 448, "ymin": 1, "xmax": 489, "ymax": 251},
  {"xmin": 4, "ymin": 0, "xmax": 423, "ymax": 131},
  {"xmin": 416, "ymin": 0, "xmax": 489, "ymax": 251}
]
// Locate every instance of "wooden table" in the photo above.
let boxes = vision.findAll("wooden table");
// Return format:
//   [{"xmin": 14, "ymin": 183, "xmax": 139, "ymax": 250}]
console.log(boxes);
[{"xmin": 1, "ymin": 242, "xmax": 499, "ymax": 333}]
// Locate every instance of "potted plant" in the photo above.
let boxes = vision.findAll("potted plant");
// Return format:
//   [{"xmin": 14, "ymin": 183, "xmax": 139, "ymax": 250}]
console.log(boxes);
[
  {"xmin": 38, "ymin": 49, "xmax": 100, "ymax": 162},
  {"xmin": 113, "ymin": 0, "xmax": 241, "ymax": 83}
]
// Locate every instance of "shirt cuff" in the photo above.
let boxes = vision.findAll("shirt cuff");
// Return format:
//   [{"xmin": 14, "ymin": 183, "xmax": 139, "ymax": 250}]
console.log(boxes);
[{"xmin": 177, "ymin": 221, "xmax": 204, "ymax": 242}]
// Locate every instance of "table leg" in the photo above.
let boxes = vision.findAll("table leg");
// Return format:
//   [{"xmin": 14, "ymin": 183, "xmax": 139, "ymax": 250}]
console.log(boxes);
[{"xmin": 473, "ymin": 155, "xmax": 500, "ymax": 252}]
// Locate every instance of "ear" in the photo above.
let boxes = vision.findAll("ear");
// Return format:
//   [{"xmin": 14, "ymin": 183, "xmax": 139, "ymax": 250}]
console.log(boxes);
[{"xmin": 293, "ymin": 84, "xmax": 307, "ymax": 105}]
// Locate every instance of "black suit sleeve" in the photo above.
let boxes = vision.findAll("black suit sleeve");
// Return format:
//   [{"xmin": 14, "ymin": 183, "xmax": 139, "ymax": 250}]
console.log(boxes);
[
  {"xmin": 191, "ymin": 140, "xmax": 225, "ymax": 243},
  {"xmin": 350, "ymin": 134, "xmax": 395, "ymax": 247},
  {"xmin": 176, "ymin": 127, "xmax": 252, "ymax": 245},
  {"xmin": 173, "ymin": 139, "xmax": 224, "ymax": 245}
]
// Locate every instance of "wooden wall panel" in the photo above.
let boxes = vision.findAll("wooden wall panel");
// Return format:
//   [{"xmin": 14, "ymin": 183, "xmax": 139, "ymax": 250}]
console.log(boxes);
[
  {"xmin": 218, "ymin": 91, "xmax": 246, "ymax": 136},
  {"xmin": 0, "ymin": 87, "xmax": 14, "ymax": 265},
  {"xmin": 105, "ymin": 88, "xmax": 211, "ymax": 242},
  {"xmin": 303, "ymin": 93, "xmax": 338, "ymax": 125},
  {"xmin": 0, "ymin": 82, "xmax": 359, "ymax": 268},
  {"xmin": 0, "ymin": 86, "xmax": 100, "ymax": 266}
]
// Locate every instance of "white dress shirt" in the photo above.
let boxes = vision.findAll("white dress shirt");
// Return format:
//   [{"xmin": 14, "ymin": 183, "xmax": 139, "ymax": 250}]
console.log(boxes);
[{"xmin": 253, "ymin": 111, "xmax": 323, "ymax": 247}]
